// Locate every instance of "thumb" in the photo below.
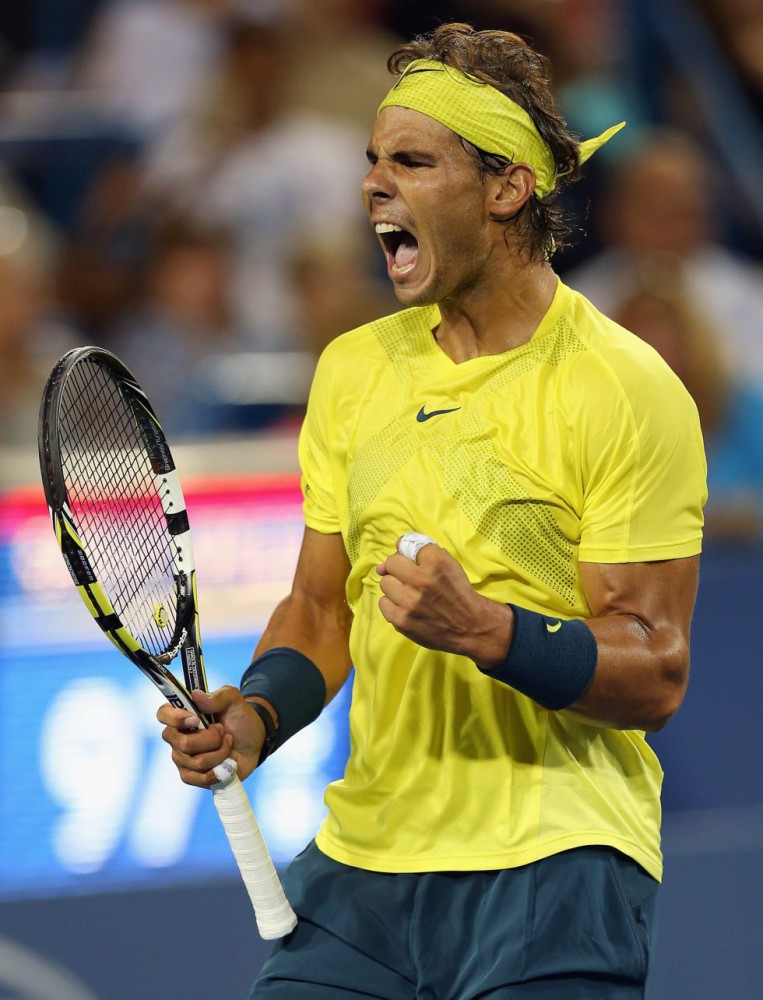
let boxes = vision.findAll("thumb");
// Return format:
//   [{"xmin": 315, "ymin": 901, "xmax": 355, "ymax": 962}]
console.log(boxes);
[{"xmin": 190, "ymin": 684, "xmax": 240, "ymax": 716}]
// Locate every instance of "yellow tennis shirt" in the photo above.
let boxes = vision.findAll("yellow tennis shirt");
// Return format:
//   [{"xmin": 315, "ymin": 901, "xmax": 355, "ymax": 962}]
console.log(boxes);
[{"xmin": 299, "ymin": 280, "xmax": 706, "ymax": 881}]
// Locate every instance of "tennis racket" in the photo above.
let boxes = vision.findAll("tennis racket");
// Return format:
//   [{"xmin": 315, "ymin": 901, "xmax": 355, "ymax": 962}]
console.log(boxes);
[{"xmin": 37, "ymin": 346, "xmax": 297, "ymax": 940}]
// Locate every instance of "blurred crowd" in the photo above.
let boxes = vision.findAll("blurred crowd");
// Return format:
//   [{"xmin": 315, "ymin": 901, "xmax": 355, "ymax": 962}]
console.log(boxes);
[{"xmin": 2, "ymin": 0, "xmax": 763, "ymax": 541}]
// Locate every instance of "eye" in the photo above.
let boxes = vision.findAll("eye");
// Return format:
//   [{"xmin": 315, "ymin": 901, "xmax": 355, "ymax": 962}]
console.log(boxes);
[{"xmin": 398, "ymin": 154, "xmax": 431, "ymax": 169}]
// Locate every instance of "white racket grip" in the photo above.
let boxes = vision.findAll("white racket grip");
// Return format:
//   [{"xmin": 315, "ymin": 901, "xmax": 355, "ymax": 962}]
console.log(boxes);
[{"xmin": 211, "ymin": 771, "xmax": 298, "ymax": 940}]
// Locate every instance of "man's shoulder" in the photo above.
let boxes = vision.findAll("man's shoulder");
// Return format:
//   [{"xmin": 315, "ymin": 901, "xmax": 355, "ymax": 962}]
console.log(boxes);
[
  {"xmin": 558, "ymin": 283, "xmax": 689, "ymax": 405},
  {"xmin": 321, "ymin": 305, "xmax": 436, "ymax": 364},
  {"xmin": 562, "ymin": 284, "xmax": 665, "ymax": 364}
]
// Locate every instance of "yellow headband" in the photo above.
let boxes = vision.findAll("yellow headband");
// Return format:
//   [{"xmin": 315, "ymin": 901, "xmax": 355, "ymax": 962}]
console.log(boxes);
[{"xmin": 378, "ymin": 59, "xmax": 624, "ymax": 199}]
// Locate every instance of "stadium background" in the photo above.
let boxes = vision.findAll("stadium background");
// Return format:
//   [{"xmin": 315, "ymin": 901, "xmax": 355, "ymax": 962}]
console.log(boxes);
[{"xmin": 1, "ymin": 2, "xmax": 762, "ymax": 998}]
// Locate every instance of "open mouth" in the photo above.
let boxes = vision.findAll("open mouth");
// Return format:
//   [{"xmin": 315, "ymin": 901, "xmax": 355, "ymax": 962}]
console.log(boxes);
[{"xmin": 375, "ymin": 223, "xmax": 419, "ymax": 276}]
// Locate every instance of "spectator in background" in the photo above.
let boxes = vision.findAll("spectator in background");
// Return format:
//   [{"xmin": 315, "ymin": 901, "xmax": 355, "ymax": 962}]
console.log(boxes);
[
  {"xmin": 614, "ymin": 261, "xmax": 763, "ymax": 543},
  {"xmin": 698, "ymin": 0, "xmax": 763, "ymax": 115},
  {"xmin": 77, "ymin": 0, "xmax": 226, "ymax": 142},
  {"xmin": 111, "ymin": 220, "xmax": 240, "ymax": 436},
  {"xmin": 55, "ymin": 153, "xmax": 151, "ymax": 343},
  {"xmin": 143, "ymin": 16, "xmax": 374, "ymax": 355},
  {"xmin": 567, "ymin": 128, "xmax": 763, "ymax": 388},
  {"xmin": 0, "ymin": 177, "xmax": 76, "ymax": 448},
  {"xmin": 291, "ymin": 232, "xmax": 397, "ymax": 358},
  {"xmin": 279, "ymin": 0, "xmax": 402, "ymax": 130}
]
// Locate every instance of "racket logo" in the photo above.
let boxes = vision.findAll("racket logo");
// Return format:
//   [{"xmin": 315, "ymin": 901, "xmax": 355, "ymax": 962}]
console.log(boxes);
[{"xmin": 154, "ymin": 604, "xmax": 169, "ymax": 628}]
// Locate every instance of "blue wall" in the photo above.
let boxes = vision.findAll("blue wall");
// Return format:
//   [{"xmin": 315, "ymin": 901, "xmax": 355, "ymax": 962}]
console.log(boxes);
[{"xmin": 1, "ymin": 542, "xmax": 761, "ymax": 999}]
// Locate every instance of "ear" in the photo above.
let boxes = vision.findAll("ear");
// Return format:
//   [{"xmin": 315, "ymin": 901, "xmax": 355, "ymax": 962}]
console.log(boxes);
[{"xmin": 487, "ymin": 163, "xmax": 536, "ymax": 222}]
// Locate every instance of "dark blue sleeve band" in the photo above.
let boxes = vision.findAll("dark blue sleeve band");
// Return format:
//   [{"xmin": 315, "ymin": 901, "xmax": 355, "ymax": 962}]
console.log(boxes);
[
  {"xmin": 240, "ymin": 647, "xmax": 327, "ymax": 752},
  {"xmin": 479, "ymin": 605, "xmax": 598, "ymax": 711}
]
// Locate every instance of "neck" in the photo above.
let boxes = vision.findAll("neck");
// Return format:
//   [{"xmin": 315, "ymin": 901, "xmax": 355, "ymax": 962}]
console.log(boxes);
[{"xmin": 433, "ymin": 260, "xmax": 558, "ymax": 363}]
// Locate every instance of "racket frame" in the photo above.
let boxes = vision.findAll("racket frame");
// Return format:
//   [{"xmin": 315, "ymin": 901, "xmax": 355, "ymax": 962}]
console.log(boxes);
[
  {"xmin": 38, "ymin": 346, "xmax": 297, "ymax": 940},
  {"xmin": 39, "ymin": 347, "xmax": 208, "ymax": 719}
]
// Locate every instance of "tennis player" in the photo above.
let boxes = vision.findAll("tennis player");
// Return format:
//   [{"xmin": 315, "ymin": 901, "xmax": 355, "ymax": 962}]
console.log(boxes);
[{"xmin": 159, "ymin": 23, "xmax": 707, "ymax": 999}]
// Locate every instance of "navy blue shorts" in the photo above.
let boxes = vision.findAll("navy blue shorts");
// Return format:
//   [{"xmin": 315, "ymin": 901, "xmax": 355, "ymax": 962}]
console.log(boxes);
[{"xmin": 251, "ymin": 842, "xmax": 658, "ymax": 999}]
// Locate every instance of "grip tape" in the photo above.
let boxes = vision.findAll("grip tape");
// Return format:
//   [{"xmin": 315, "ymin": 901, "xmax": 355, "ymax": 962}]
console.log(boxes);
[{"xmin": 211, "ymin": 768, "xmax": 298, "ymax": 940}]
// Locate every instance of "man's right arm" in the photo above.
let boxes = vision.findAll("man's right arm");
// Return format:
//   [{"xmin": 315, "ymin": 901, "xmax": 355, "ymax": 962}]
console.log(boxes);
[
  {"xmin": 157, "ymin": 527, "xmax": 353, "ymax": 786},
  {"xmin": 251, "ymin": 526, "xmax": 354, "ymax": 703}
]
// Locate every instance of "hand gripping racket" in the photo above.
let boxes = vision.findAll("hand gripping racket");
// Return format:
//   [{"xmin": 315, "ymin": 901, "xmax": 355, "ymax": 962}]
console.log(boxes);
[{"xmin": 38, "ymin": 346, "xmax": 297, "ymax": 940}]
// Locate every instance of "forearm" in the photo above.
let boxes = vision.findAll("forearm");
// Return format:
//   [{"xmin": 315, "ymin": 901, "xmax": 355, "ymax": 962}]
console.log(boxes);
[
  {"xmin": 239, "ymin": 590, "xmax": 352, "ymax": 765},
  {"xmin": 465, "ymin": 597, "xmax": 688, "ymax": 732},
  {"xmin": 565, "ymin": 612, "xmax": 688, "ymax": 731},
  {"xmin": 252, "ymin": 590, "xmax": 354, "ymax": 704}
]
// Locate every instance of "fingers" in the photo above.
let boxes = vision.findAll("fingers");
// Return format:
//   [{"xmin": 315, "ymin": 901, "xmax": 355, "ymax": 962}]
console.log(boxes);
[
  {"xmin": 377, "ymin": 535, "xmax": 443, "ymax": 584},
  {"xmin": 156, "ymin": 702, "xmax": 199, "ymax": 729},
  {"xmin": 190, "ymin": 684, "xmax": 241, "ymax": 716},
  {"xmin": 156, "ymin": 685, "xmax": 243, "ymax": 788},
  {"xmin": 378, "ymin": 575, "xmax": 433, "ymax": 633},
  {"xmin": 397, "ymin": 532, "xmax": 438, "ymax": 562},
  {"xmin": 155, "ymin": 684, "xmax": 243, "ymax": 728},
  {"xmin": 160, "ymin": 722, "xmax": 233, "ymax": 788},
  {"xmin": 378, "ymin": 593, "xmax": 404, "ymax": 629},
  {"xmin": 375, "ymin": 534, "xmax": 481, "ymax": 656},
  {"xmin": 377, "ymin": 547, "xmax": 438, "ymax": 629},
  {"xmin": 377, "ymin": 559, "xmax": 423, "ymax": 626},
  {"xmin": 376, "ymin": 548, "xmax": 436, "ymax": 581},
  {"xmin": 376, "ymin": 533, "xmax": 439, "ymax": 576}
]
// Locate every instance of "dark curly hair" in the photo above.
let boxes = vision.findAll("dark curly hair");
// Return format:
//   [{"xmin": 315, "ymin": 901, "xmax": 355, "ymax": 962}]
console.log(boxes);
[{"xmin": 387, "ymin": 23, "xmax": 582, "ymax": 261}]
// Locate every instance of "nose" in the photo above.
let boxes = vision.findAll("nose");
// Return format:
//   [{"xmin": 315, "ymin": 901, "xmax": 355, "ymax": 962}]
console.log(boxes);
[{"xmin": 361, "ymin": 159, "xmax": 394, "ymax": 204}]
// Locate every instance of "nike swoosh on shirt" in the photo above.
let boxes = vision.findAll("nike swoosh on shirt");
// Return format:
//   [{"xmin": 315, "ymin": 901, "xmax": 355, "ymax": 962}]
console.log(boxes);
[
  {"xmin": 416, "ymin": 405, "xmax": 461, "ymax": 422},
  {"xmin": 546, "ymin": 621, "xmax": 562, "ymax": 633}
]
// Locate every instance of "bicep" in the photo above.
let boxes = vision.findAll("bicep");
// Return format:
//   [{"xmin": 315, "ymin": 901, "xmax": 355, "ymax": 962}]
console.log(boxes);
[
  {"xmin": 580, "ymin": 556, "xmax": 699, "ymax": 634},
  {"xmin": 291, "ymin": 526, "xmax": 352, "ymax": 610},
  {"xmin": 255, "ymin": 527, "xmax": 353, "ymax": 700}
]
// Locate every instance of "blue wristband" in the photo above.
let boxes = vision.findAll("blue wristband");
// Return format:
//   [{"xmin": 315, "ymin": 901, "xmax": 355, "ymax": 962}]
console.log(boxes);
[
  {"xmin": 240, "ymin": 647, "xmax": 326, "ymax": 753},
  {"xmin": 480, "ymin": 605, "xmax": 597, "ymax": 711}
]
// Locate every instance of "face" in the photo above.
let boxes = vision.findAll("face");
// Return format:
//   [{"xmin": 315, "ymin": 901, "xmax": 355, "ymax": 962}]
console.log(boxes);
[
  {"xmin": 609, "ymin": 149, "xmax": 709, "ymax": 256},
  {"xmin": 361, "ymin": 106, "xmax": 496, "ymax": 307}
]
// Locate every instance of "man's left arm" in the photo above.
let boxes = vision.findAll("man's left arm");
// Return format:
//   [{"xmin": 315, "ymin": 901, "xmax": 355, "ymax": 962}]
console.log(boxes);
[
  {"xmin": 563, "ymin": 556, "xmax": 698, "ymax": 731},
  {"xmin": 377, "ymin": 546, "xmax": 699, "ymax": 733}
]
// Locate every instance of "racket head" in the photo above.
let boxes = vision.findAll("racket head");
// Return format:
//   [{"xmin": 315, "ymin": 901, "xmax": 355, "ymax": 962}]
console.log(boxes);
[{"xmin": 38, "ymin": 346, "xmax": 209, "ymax": 721}]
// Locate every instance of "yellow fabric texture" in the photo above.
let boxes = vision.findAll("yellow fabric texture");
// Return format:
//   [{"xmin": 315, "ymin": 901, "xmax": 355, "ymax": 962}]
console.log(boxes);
[
  {"xmin": 300, "ymin": 280, "xmax": 706, "ymax": 881},
  {"xmin": 377, "ymin": 59, "xmax": 624, "ymax": 198}
]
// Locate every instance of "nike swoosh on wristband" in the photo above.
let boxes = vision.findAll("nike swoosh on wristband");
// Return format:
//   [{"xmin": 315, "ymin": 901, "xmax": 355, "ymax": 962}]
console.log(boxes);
[{"xmin": 416, "ymin": 405, "xmax": 461, "ymax": 422}]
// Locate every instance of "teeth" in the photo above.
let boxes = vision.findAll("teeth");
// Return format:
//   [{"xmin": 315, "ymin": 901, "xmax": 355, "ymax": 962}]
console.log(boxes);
[{"xmin": 375, "ymin": 223, "xmax": 403, "ymax": 234}]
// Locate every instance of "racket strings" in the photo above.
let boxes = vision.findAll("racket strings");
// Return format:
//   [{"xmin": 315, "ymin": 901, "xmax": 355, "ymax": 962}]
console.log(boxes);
[{"xmin": 58, "ymin": 359, "xmax": 182, "ymax": 656}]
